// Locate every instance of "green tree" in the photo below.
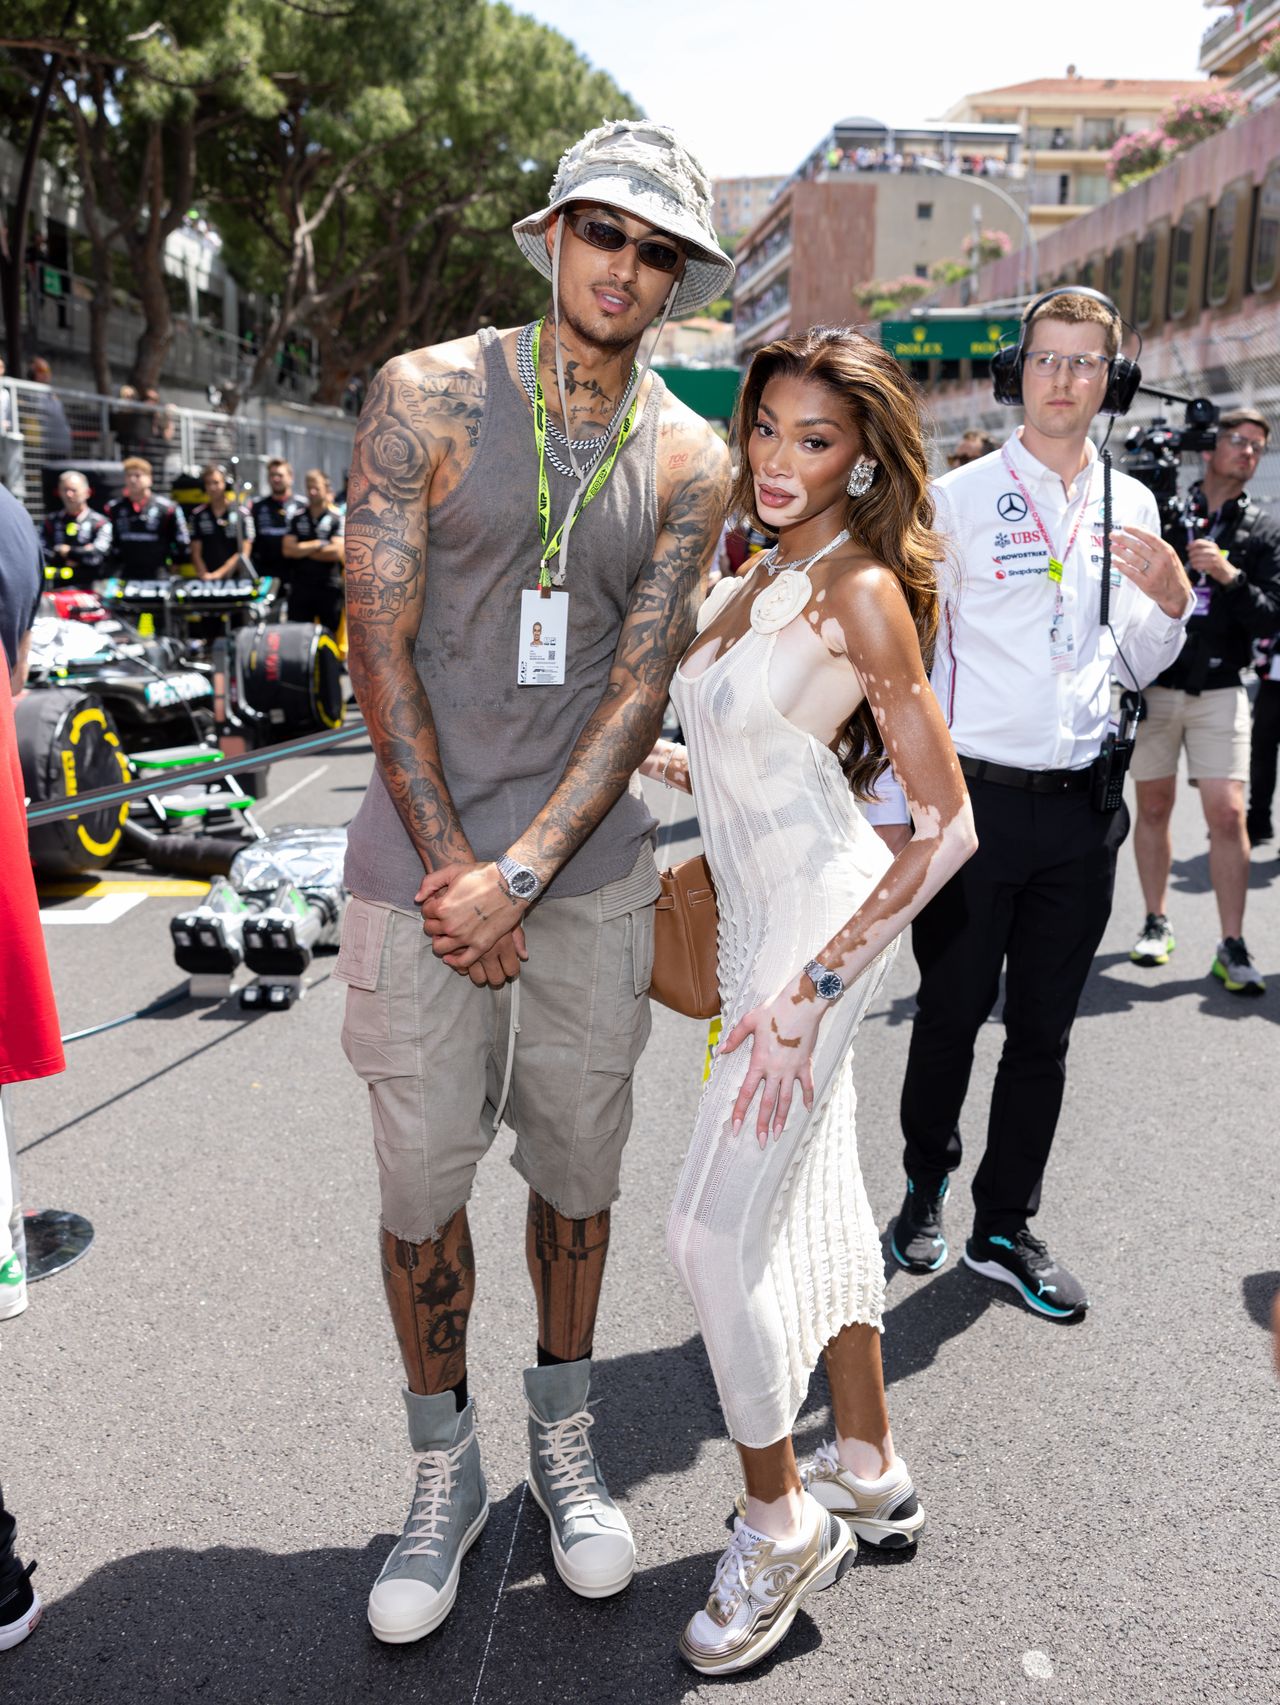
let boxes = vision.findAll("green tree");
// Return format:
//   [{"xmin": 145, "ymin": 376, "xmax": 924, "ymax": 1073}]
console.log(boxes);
[
  {"xmin": 208, "ymin": 1, "xmax": 640, "ymax": 404},
  {"xmin": 2, "ymin": 4, "xmax": 281, "ymax": 391}
]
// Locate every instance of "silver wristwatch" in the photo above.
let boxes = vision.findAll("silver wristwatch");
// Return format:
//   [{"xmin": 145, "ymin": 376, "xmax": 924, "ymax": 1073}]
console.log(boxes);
[
  {"xmin": 804, "ymin": 957, "xmax": 845, "ymax": 1002},
  {"xmin": 496, "ymin": 854, "xmax": 541, "ymax": 903}
]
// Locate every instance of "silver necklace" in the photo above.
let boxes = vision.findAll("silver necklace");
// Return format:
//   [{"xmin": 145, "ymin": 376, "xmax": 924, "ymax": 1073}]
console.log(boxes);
[
  {"xmin": 764, "ymin": 528, "xmax": 851, "ymax": 577},
  {"xmin": 516, "ymin": 321, "xmax": 634, "ymax": 479}
]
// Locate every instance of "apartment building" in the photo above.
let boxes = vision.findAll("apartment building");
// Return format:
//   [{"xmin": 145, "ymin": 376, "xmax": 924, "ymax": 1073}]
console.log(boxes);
[{"xmin": 1200, "ymin": 1, "xmax": 1280, "ymax": 105}]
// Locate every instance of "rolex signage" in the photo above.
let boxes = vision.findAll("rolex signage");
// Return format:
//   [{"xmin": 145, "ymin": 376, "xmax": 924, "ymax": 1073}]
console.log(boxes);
[{"xmin": 881, "ymin": 319, "xmax": 1020, "ymax": 361}]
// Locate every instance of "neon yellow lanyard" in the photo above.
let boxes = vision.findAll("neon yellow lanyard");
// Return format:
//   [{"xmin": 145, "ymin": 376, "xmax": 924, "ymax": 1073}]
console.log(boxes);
[{"xmin": 532, "ymin": 318, "xmax": 637, "ymax": 589}]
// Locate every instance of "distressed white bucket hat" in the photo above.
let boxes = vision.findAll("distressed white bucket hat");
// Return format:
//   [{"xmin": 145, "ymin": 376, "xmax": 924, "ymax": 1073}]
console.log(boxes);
[{"xmin": 513, "ymin": 119, "xmax": 735, "ymax": 316}]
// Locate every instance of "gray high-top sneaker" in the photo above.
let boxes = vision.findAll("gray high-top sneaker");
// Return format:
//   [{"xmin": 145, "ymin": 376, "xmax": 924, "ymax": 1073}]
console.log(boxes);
[
  {"xmin": 524, "ymin": 1359, "xmax": 635, "ymax": 1598},
  {"xmin": 367, "ymin": 1388, "xmax": 488, "ymax": 1644}
]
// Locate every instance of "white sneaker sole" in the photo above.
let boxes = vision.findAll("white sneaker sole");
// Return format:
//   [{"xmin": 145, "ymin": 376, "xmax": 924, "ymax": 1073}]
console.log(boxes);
[
  {"xmin": 527, "ymin": 1477, "xmax": 635, "ymax": 1598},
  {"xmin": 0, "ymin": 1284, "xmax": 28, "ymax": 1321},
  {"xmin": 735, "ymin": 1487, "xmax": 925, "ymax": 1550},
  {"xmin": 679, "ymin": 1516, "xmax": 854, "ymax": 1676},
  {"xmin": 367, "ymin": 1502, "xmax": 489, "ymax": 1644},
  {"xmin": 0, "ymin": 1587, "xmax": 42, "ymax": 1650}
]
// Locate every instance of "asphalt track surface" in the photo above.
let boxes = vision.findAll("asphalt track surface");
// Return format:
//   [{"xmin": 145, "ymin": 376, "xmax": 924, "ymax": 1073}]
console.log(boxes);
[{"xmin": 5, "ymin": 734, "xmax": 1278, "ymax": 1705}]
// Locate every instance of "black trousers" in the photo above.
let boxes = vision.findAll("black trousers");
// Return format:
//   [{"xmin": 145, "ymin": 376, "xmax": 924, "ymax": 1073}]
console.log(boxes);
[
  {"xmin": 900, "ymin": 777, "xmax": 1129, "ymax": 1236},
  {"xmin": 1248, "ymin": 679, "xmax": 1280, "ymax": 837},
  {"xmin": 286, "ymin": 580, "xmax": 343, "ymax": 635}
]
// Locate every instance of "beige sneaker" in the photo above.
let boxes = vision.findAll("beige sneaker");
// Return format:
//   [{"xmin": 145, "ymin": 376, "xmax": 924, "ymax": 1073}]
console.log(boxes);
[
  {"xmin": 735, "ymin": 1443, "xmax": 926, "ymax": 1550},
  {"xmin": 678, "ymin": 1494, "xmax": 852, "ymax": 1676}
]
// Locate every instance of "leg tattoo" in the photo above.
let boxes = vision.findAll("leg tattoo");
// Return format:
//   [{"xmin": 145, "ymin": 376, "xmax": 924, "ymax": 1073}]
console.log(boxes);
[
  {"xmin": 525, "ymin": 1191, "xmax": 611, "ymax": 1363},
  {"xmin": 381, "ymin": 1208, "xmax": 476, "ymax": 1396}
]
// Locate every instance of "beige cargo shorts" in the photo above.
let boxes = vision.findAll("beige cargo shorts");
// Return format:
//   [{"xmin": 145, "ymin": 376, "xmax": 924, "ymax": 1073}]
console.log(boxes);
[{"xmin": 336, "ymin": 849, "xmax": 659, "ymax": 1242}]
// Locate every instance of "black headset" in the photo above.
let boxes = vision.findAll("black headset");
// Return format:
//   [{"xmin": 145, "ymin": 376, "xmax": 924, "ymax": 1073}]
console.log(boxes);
[{"xmin": 990, "ymin": 285, "xmax": 1141, "ymax": 415}]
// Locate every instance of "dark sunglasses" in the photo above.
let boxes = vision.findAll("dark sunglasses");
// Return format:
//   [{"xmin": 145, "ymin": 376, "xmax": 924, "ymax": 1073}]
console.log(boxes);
[{"xmin": 565, "ymin": 210, "xmax": 683, "ymax": 274}]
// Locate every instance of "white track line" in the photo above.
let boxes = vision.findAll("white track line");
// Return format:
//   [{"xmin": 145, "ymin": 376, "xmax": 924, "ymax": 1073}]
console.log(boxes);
[
  {"xmin": 471, "ymin": 1482, "xmax": 526, "ymax": 1705},
  {"xmin": 254, "ymin": 764, "xmax": 329, "ymax": 819}
]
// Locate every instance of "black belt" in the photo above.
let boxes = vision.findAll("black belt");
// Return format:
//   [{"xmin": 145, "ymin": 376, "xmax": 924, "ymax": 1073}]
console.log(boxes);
[{"xmin": 958, "ymin": 754, "xmax": 1093, "ymax": 794}]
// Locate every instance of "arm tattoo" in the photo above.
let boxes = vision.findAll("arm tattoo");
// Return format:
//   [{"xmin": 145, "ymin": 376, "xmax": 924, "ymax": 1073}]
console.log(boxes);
[
  {"xmin": 511, "ymin": 423, "xmax": 731, "ymax": 878},
  {"xmin": 344, "ymin": 354, "xmax": 483, "ymax": 869}
]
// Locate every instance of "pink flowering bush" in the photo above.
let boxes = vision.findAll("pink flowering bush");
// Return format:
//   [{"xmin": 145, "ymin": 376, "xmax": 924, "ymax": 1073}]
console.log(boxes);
[
  {"xmin": 963, "ymin": 228, "xmax": 1013, "ymax": 262},
  {"xmin": 1161, "ymin": 89, "xmax": 1248, "ymax": 147},
  {"xmin": 852, "ymin": 275, "xmax": 931, "ymax": 318},
  {"xmin": 1107, "ymin": 128, "xmax": 1176, "ymax": 185},
  {"xmin": 1107, "ymin": 88, "xmax": 1246, "ymax": 186}
]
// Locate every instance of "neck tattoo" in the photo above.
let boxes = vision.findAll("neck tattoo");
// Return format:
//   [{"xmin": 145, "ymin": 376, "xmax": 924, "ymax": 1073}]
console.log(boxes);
[{"xmin": 516, "ymin": 320, "xmax": 635, "ymax": 479}]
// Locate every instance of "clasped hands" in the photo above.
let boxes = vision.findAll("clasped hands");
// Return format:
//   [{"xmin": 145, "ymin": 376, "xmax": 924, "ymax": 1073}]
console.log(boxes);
[{"xmin": 416, "ymin": 861, "xmax": 528, "ymax": 988}]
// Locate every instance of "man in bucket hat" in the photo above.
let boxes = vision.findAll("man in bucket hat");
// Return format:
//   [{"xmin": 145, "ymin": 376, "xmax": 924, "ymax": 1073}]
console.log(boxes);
[{"xmin": 339, "ymin": 120, "xmax": 732, "ymax": 1643}]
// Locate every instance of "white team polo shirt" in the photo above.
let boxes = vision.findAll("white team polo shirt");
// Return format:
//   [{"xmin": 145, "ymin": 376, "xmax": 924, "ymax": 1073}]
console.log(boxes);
[{"xmin": 930, "ymin": 427, "xmax": 1191, "ymax": 771}]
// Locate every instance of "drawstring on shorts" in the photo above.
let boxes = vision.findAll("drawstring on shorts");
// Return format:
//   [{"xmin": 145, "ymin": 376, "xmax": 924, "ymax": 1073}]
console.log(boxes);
[{"xmin": 492, "ymin": 980, "xmax": 521, "ymax": 1132}]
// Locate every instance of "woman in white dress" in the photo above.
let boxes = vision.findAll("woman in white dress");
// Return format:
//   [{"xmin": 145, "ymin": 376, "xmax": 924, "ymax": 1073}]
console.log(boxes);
[{"xmin": 643, "ymin": 327, "xmax": 977, "ymax": 1675}]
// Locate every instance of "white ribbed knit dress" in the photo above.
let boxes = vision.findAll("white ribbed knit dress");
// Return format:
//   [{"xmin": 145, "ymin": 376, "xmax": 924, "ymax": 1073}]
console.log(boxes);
[{"xmin": 666, "ymin": 575, "xmax": 896, "ymax": 1449}]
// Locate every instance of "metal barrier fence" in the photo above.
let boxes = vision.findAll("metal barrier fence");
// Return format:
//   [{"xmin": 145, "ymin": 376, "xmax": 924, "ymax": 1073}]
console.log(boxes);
[{"xmin": 0, "ymin": 378, "xmax": 355, "ymax": 527}]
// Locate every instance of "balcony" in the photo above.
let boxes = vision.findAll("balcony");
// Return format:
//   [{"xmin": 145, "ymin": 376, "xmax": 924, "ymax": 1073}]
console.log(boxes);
[
  {"xmin": 1199, "ymin": 0, "xmax": 1280, "ymax": 74},
  {"xmin": 735, "ymin": 222, "xmax": 793, "ymax": 291}
]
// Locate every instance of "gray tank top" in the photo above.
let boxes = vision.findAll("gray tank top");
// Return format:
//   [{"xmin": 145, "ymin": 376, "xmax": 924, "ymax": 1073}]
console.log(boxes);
[{"xmin": 345, "ymin": 327, "xmax": 662, "ymax": 908}]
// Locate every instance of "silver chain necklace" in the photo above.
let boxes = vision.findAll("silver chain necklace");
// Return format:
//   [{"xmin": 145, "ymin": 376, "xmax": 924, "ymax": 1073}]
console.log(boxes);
[
  {"xmin": 516, "ymin": 321, "xmax": 635, "ymax": 480},
  {"xmin": 764, "ymin": 528, "xmax": 851, "ymax": 577}
]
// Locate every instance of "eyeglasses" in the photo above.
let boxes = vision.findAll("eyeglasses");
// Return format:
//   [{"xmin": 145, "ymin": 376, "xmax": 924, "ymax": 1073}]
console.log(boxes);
[
  {"xmin": 565, "ymin": 210, "xmax": 683, "ymax": 274},
  {"xmin": 1224, "ymin": 432, "xmax": 1266, "ymax": 456},
  {"xmin": 1024, "ymin": 350, "xmax": 1109, "ymax": 378}
]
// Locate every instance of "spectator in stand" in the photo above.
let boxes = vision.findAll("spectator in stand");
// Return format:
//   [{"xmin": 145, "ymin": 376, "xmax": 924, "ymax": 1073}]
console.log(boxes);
[
  {"xmin": 105, "ymin": 456, "xmax": 190, "ymax": 578},
  {"xmin": 283, "ymin": 467, "xmax": 344, "ymax": 631},
  {"xmin": 25, "ymin": 357, "xmax": 71, "ymax": 463},
  {"xmin": 40, "ymin": 470, "xmax": 113, "ymax": 587},
  {"xmin": 110, "ymin": 385, "xmax": 149, "ymax": 458},
  {"xmin": 189, "ymin": 462, "xmax": 254, "ymax": 581},
  {"xmin": 250, "ymin": 457, "xmax": 302, "ymax": 587},
  {"xmin": 947, "ymin": 430, "xmax": 999, "ymax": 469}
]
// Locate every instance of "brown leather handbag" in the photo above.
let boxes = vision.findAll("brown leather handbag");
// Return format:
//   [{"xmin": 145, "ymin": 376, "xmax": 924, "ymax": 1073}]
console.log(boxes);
[{"xmin": 650, "ymin": 853, "xmax": 720, "ymax": 1019}]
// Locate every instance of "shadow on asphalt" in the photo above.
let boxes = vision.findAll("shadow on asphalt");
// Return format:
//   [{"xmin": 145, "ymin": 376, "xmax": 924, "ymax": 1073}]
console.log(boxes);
[
  {"xmin": 1081, "ymin": 952, "xmax": 1279, "ymax": 1022},
  {"xmin": 17, "ymin": 1487, "xmax": 847, "ymax": 1705},
  {"xmin": 1241, "ymin": 1270, "xmax": 1280, "ymax": 1330}
]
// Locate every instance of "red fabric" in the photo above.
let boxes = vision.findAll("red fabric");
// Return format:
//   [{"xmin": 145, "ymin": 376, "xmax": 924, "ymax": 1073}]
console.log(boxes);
[{"xmin": 0, "ymin": 665, "xmax": 65, "ymax": 1084}]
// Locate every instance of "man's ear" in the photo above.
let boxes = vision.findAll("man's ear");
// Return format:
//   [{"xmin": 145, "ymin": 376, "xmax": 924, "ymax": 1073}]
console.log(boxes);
[{"xmin": 543, "ymin": 211, "xmax": 562, "ymax": 261}]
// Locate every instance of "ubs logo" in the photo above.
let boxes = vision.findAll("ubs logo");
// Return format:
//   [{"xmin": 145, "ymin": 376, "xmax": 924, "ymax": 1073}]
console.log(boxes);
[{"xmin": 997, "ymin": 492, "xmax": 1028, "ymax": 522}]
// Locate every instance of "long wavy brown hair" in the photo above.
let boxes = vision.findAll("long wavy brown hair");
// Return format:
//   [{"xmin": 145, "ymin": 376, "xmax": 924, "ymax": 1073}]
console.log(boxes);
[{"xmin": 730, "ymin": 326, "xmax": 942, "ymax": 799}]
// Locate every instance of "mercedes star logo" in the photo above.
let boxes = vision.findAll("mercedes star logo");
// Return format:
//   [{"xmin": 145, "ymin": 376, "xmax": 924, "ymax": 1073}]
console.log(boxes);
[{"xmin": 997, "ymin": 492, "xmax": 1028, "ymax": 522}]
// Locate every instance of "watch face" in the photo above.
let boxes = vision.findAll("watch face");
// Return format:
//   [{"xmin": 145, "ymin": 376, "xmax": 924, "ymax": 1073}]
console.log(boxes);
[
  {"xmin": 509, "ymin": 868, "xmax": 539, "ymax": 899},
  {"xmin": 815, "ymin": 970, "xmax": 844, "ymax": 1000}
]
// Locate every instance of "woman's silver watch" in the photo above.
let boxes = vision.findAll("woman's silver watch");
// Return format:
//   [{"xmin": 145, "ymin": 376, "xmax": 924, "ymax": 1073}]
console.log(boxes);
[{"xmin": 804, "ymin": 957, "xmax": 845, "ymax": 1001}]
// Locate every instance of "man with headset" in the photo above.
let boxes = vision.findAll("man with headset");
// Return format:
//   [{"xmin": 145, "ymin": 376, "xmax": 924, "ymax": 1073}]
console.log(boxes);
[{"xmin": 892, "ymin": 288, "xmax": 1193, "ymax": 1319}]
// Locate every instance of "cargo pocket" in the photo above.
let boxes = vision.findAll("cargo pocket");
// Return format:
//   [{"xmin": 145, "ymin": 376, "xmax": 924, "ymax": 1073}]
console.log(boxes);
[{"xmin": 336, "ymin": 898, "xmax": 392, "ymax": 1047}]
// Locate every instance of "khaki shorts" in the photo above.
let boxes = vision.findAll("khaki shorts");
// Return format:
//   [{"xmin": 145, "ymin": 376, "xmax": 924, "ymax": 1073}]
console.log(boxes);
[
  {"xmin": 1130, "ymin": 684, "xmax": 1251, "ymax": 784},
  {"xmin": 337, "ymin": 850, "xmax": 658, "ymax": 1241}
]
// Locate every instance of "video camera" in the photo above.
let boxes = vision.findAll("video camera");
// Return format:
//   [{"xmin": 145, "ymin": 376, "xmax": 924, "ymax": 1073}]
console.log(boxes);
[{"xmin": 1122, "ymin": 394, "xmax": 1220, "ymax": 534}]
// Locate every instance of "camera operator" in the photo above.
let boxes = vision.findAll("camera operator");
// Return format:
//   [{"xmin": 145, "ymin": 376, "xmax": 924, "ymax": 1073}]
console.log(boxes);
[
  {"xmin": 39, "ymin": 470, "xmax": 113, "ymax": 588},
  {"xmin": 892, "ymin": 288, "xmax": 1193, "ymax": 1321},
  {"xmin": 1129, "ymin": 408, "xmax": 1280, "ymax": 995}
]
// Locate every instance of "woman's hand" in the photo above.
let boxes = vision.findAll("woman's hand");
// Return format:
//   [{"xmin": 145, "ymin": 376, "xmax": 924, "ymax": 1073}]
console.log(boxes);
[
  {"xmin": 637, "ymin": 737, "xmax": 692, "ymax": 795},
  {"xmin": 719, "ymin": 976, "xmax": 824, "ymax": 1146}
]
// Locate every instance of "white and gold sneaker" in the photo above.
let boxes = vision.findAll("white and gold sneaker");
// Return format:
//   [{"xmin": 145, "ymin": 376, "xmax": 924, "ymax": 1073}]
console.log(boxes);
[
  {"xmin": 735, "ymin": 1444, "xmax": 925, "ymax": 1549},
  {"xmin": 678, "ymin": 1494, "xmax": 852, "ymax": 1676}
]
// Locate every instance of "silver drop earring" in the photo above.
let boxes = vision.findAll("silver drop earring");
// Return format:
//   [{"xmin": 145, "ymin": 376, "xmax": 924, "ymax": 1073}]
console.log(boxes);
[{"xmin": 846, "ymin": 458, "xmax": 876, "ymax": 498}]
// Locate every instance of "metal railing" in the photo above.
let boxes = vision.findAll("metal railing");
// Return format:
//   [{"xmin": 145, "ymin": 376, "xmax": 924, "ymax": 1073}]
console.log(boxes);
[{"xmin": 1, "ymin": 376, "xmax": 354, "ymax": 528}]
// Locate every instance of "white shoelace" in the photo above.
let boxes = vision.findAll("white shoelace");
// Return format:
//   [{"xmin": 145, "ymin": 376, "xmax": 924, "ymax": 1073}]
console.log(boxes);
[
  {"xmin": 709, "ymin": 1525, "xmax": 765, "ymax": 1614},
  {"xmin": 537, "ymin": 1408, "xmax": 600, "ymax": 1509},
  {"xmin": 801, "ymin": 1440, "xmax": 842, "ymax": 1487},
  {"xmin": 401, "ymin": 1425, "xmax": 475, "ymax": 1559}
]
